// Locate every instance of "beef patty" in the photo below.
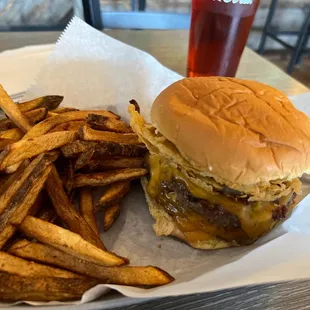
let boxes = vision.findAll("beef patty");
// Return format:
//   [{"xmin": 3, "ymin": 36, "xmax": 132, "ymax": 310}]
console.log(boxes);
[{"xmin": 159, "ymin": 180, "xmax": 296, "ymax": 231}]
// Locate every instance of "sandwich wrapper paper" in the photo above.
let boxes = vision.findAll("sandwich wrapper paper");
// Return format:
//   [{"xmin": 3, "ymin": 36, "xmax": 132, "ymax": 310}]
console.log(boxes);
[{"xmin": 5, "ymin": 17, "xmax": 310, "ymax": 306}]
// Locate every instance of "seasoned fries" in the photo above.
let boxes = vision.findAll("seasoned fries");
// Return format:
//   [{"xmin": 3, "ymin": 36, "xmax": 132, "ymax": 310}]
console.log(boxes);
[
  {"xmin": 0, "ymin": 85, "xmax": 32, "ymax": 132},
  {"xmin": 0, "ymin": 128, "xmax": 23, "ymax": 140},
  {"xmin": 129, "ymin": 99, "xmax": 140, "ymax": 113},
  {"xmin": 10, "ymin": 240, "xmax": 174, "ymax": 286},
  {"xmin": 0, "ymin": 108, "xmax": 48, "ymax": 131},
  {"xmin": 0, "ymin": 165, "xmax": 52, "ymax": 248},
  {"xmin": 46, "ymin": 165, "xmax": 105, "ymax": 250},
  {"xmin": 74, "ymin": 148, "xmax": 95, "ymax": 171},
  {"xmin": 80, "ymin": 187, "xmax": 99, "ymax": 236},
  {"xmin": 103, "ymin": 203, "xmax": 120, "ymax": 231},
  {"xmin": 17, "ymin": 95, "xmax": 63, "ymax": 113},
  {"xmin": 62, "ymin": 140, "xmax": 147, "ymax": 158},
  {"xmin": 80, "ymin": 126, "xmax": 140, "ymax": 144},
  {"xmin": 0, "ymin": 251, "xmax": 81, "ymax": 278},
  {"xmin": 52, "ymin": 107, "xmax": 79, "ymax": 113},
  {"xmin": 87, "ymin": 114, "xmax": 133, "ymax": 133},
  {"xmin": 0, "ymin": 160, "xmax": 29, "ymax": 196},
  {"xmin": 50, "ymin": 120, "xmax": 86, "ymax": 133},
  {"xmin": 73, "ymin": 168, "xmax": 147, "ymax": 188},
  {"xmin": 0, "ymin": 274, "xmax": 99, "ymax": 301},
  {"xmin": 24, "ymin": 110, "xmax": 119, "ymax": 139},
  {"xmin": 0, "ymin": 131, "xmax": 76, "ymax": 169},
  {"xmin": 86, "ymin": 157, "xmax": 145, "ymax": 171},
  {"xmin": 96, "ymin": 181, "xmax": 130, "ymax": 211},
  {"xmin": 19, "ymin": 216, "xmax": 128, "ymax": 266},
  {"xmin": 0, "ymin": 153, "xmax": 57, "ymax": 217},
  {"xmin": 0, "ymin": 86, "xmax": 173, "ymax": 302}
]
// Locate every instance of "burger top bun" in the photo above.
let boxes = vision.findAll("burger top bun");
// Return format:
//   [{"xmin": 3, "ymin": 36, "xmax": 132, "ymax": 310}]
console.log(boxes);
[{"xmin": 151, "ymin": 77, "xmax": 310, "ymax": 185}]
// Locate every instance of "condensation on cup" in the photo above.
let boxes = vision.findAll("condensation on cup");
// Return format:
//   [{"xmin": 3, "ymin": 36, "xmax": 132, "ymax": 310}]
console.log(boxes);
[{"xmin": 187, "ymin": 0, "xmax": 260, "ymax": 78}]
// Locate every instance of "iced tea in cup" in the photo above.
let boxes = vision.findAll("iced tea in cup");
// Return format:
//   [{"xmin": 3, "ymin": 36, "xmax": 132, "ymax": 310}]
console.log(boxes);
[{"xmin": 187, "ymin": 0, "xmax": 260, "ymax": 77}]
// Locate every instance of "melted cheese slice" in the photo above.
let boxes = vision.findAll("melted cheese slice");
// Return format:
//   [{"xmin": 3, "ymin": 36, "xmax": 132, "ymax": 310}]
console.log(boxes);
[{"xmin": 147, "ymin": 154, "xmax": 296, "ymax": 244}]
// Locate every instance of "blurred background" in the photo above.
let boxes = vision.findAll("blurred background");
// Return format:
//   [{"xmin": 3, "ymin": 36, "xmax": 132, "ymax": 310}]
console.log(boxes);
[{"xmin": 0, "ymin": 0, "xmax": 310, "ymax": 86}]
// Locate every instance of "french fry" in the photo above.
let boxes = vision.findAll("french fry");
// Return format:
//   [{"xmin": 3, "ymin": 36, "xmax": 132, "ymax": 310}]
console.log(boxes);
[
  {"xmin": 52, "ymin": 107, "xmax": 79, "ymax": 113},
  {"xmin": 0, "ymin": 128, "xmax": 23, "ymax": 140},
  {"xmin": 103, "ymin": 204, "xmax": 120, "ymax": 231},
  {"xmin": 87, "ymin": 114, "xmax": 133, "ymax": 133},
  {"xmin": 86, "ymin": 157, "xmax": 145, "ymax": 172},
  {"xmin": 9, "ymin": 240, "xmax": 174, "ymax": 286},
  {"xmin": 50, "ymin": 120, "xmax": 86, "ymax": 133},
  {"xmin": 80, "ymin": 187, "xmax": 99, "ymax": 236},
  {"xmin": 17, "ymin": 95, "xmax": 63, "ymax": 113},
  {"xmin": 46, "ymin": 165, "xmax": 106, "ymax": 250},
  {"xmin": 74, "ymin": 148, "xmax": 95, "ymax": 171},
  {"xmin": 73, "ymin": 168, "xmax": 147, "ymax": 188},
  {"xmin": 65, "ymin": 160, "xmax": 74, "ymax": 194},
  {"xmin": 129, "ymin": 99, "xmax": 140, "ymax": 113},
  {"xmin": 19, "ymin": 216, "xmax": 128, "ymax": 267},
  {"xmin": 61, "ymin": 140, "xmax": 147, "ymax": 158},
  {"xmin": 96, "ymin": 181, "xmax": 130, "ymax": 211},
  {"xmin": 79, "ymin": 126, "xmax": 140, "ymax": 144},
  {"xmin": 0, "ymin": 85, "xmax": 32, "ymax": 132},
  {"xmin": 0, "ymin": 165, "xmax": 52, "ymax": 248},
  {"xmin": 0, "ymin": 108, "xmax": 47, "ymax": 131},
  {"xmin": 24, "ymin": 111, "xmax": 120, "ymax": 139},
  {"xmin": 0, "ymin": 251, "xmax": 81, "ymax": 278},
  {"xmin": 23, "ymin": 107, "xmax": 48, "ymax": 123},
  {"xmin": 0, "ymin": 131, "xmax": 76, "ymax": 169},
  {"xmin": 0, "ymin": 153, "xmax": 58, "ymax": 217},
  {"xmin": 0, "ymin": 160, "xmax": 29, "ymax": 197},
  {"xmin": 0, "ymin": 139, "xmax": 17, "ymax": 151},
  {"xmin": 35, "ymin": 204, "xmax": 58, "ymax": 223},
  {"xmin": 0, "ymin": 274, "xmax": 99, "ymax": 301}
]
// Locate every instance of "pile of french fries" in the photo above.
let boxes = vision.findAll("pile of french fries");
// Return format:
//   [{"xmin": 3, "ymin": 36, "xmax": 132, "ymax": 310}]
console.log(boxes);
[{"xmin": 0, "ymin": 85, "xmax": 173, "ymax": 302}]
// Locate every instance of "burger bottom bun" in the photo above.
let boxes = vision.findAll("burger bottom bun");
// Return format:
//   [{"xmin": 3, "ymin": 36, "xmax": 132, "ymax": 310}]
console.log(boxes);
[{"xmin": 141, "ymin": 178, "xmax": 238, "ymax": 250}]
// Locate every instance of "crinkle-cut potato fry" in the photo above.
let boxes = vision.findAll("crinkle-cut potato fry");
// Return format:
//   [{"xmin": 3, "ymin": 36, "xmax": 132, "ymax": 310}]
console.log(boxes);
[
  {"xmin": 17, "ymin": 95, "xmax": 63, "ymax": 113},
  {"xmin": 79, "ymin": 126, "xmax": 140, "ymax": 144},
  {"xmin": 61, "ymin": 140, "xmax": 147, "ymax": 158},
  {"xmin": 87, "ymin": 114, "xmax": 133, "ymax": 133},
  {"xmin": 73, "ymin": 168, "xmax": 147, "ymax": 188},
  {"xmin": 0, "ymin": 153, "xmax": 58, "ymax": 217},
  {"xmin": 24, "ymin": 111, "xmax": 120, "ymax": 139},
  {"xmin": 0, "ymin": 273, "xmax": 99, "ymax": 301},
  {"xmin": 0, "ymin": 251, "xmax": 81, "ymax": 278},
  {"xmin": 9, "ymin": 240, "xmax": 174, "ymax": 286},
  {"xmin": 86, "ymin": 157, "xmax": 145, "ymax": 172},
  {"xmin": 95, "ymin": 181, "xmax": 130, "ymax": 211},
  {"xmin": 50, "ymin": 120, "xmax": 86, "ymax": 133},
  {"xmin": 0, "ymin": 84, "xmax": 32, "ymax": 132},
  {"xmin": 103, "ymin": 203, "xmax": 120, "ymax": 231},
  {"xmin": 0, "ymin": 131, "xmax": 77, "ymax": 170},
  {"xmin": 0, "ymin": 128, "xmax": 23, "ymax": 140},
  {"xmin": 19, "ymin": 216, "xmax": 128, "ymax": 267},
  {"xmin": 46, "ymin": 165, "xmax": 106, "ymax": 250},
  {"xmin": 0, "ymin": 165, "xmax": 52, "ymax": 248},
  {"xmin": 80, "ymin": 187, "xmax": 99, "ymax": 236}
]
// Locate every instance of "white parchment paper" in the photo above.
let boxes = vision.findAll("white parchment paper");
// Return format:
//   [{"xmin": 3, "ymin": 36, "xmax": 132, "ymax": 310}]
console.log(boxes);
[{"xmin": 6, "ymin": 16, "xmax": 310, "ymax": 306}]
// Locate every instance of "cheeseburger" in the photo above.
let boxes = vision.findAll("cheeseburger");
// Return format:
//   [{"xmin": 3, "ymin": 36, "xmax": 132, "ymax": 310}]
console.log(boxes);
[{"xmin": 129, "ymin": 77, "xmax": 310, "ymax": 249}]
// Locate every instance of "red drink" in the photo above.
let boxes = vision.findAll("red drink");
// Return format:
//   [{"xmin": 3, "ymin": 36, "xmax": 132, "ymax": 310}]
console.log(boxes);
[{"xmin": 187, "ymin": 0, "xmax": 259, "ymax": 77}]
